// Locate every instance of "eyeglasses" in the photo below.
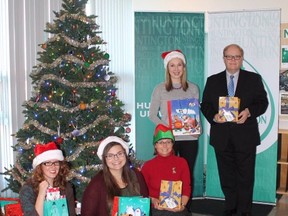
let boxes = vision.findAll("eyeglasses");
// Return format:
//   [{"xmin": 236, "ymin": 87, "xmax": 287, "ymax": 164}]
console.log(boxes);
[
  {"xmin": 42, "ymin": 161, "xmax": 60, "ymax": 166},
  {"xmin": 224, "ymin": 55, "xmax": 242, "ymax": 60},
  {"xmin": 105, "ymin": 151, "xmax": 125, "ymax": 160},
  {"xmin": 157, "ymin": 140, "xmax": 173, "ymax": 145}
]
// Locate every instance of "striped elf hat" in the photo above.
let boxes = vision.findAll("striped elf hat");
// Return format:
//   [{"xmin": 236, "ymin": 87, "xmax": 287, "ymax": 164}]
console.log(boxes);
[{"xmin": 153, "ymin": 124, "xmax": 175, "ymax": 145}]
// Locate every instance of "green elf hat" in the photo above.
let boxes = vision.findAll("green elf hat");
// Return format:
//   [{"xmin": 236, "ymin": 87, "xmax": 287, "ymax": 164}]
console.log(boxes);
[{"xmin": 153, "ymin": 124, "xmax": 175, "ymax": 144}]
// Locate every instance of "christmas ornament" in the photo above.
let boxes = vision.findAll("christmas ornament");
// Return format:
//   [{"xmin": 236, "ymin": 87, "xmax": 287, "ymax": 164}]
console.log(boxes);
[
  {"xmin": 72, "ymin": 129, "xmax": 80, "ymax": 136},
  {"xmin": 104, "ymin": 53, "xmax": 110, "ymax": 59},
  {"xmin": 123, "ymin": 113, "xmax": 132, "ymax": 121},
  {"xmin": 104, "ymin": 74, "xmax": 110, "ymax": 81},
  {"xmin": 55, "ymin": 137, "xmax": 64, "ymax": 145},
  {"xmin": 41, "ymin": 44, "xmax": 47, "ymax": 49},
  {"xmin": 125, "ymin": 127, "xmax": 131, "ymax": 133},
  {"xmin": 79, "ymin": 101, "xmax": 86, "ymax": 110}
]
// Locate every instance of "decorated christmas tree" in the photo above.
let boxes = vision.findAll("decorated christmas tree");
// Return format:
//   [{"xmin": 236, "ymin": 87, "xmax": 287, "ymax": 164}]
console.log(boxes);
[{"xmin": 1, "ymin": 0, "xmax": 137, "ymax": 201}]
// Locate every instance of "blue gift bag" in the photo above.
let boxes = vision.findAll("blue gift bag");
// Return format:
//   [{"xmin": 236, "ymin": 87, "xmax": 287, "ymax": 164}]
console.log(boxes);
[
  {"xmin": 44, "ymin": 198, "xmax": 69, "ymax": 216},
  {"xmin": 113, "ymin": 196, "xmax": 150, "ymax": 216}
]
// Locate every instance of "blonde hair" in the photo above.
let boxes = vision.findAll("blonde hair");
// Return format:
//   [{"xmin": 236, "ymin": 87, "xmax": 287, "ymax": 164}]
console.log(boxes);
[{"xmin": 164, "ymin": 59, "xmax": 188, "ymax": 91}]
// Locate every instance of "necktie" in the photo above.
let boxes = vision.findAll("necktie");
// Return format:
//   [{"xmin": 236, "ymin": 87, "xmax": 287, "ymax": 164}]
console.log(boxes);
[{"xmin": 228, "ymin": 75, "xmax": 234, "ymax": 96}]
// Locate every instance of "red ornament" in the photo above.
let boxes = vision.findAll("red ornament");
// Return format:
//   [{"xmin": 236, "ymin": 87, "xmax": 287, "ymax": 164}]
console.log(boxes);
[
  {"xmin": 55, "ymin": 137, "xmax": 64, "ymax": 145},
  {"xmin": 125, "ymin": 127, "xmax": 131, "ymax": 133}
]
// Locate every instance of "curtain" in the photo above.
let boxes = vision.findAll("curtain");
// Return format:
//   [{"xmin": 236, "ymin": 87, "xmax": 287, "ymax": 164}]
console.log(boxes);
[
  {"xmin": 86, "ymin": 0, "xmax": 135, "ymax": 143},
  {"xmin": 0, "ymin": 0, "xmax": 14, "ymax": 197},
  {"xmin": 0, "ymin": 0, "xmax": 61, "ymax": 197}
]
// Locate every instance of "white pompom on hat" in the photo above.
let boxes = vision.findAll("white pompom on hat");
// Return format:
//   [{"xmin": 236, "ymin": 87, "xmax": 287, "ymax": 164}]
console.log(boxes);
[
  {"xmin": 161, "ymin": 49, "xmax": 186, "ymax": 69},
  {"xmin": 97, "ymin": 136, "xmax": 129, "ymax": 160},
  {"xmin": 32, "ymin": 142, "xmax": 64, "ymax": 169}
]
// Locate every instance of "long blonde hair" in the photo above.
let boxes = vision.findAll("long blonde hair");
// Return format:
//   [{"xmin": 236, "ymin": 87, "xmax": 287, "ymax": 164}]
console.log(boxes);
[{"xmin": 164, "ymin": 59, "xmax": 188, "ymax": 91}]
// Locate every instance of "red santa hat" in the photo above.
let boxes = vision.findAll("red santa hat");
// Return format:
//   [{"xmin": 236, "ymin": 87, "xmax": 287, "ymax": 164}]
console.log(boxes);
[
  {"xmin": 161, "ymin": 49, "xmax": 186, "ymax": 69},
  {"xmin": 32, "ymin": 142, "xmax": 64, "ymax": 168},
  {"xmin": 97, "ymin": 136, "xmax": 129, "ymax": 160}
]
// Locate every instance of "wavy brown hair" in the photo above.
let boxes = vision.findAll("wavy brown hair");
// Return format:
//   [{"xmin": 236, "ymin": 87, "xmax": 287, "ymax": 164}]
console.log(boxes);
[
  {"xmin": 30, "ymin": 160, "xmax": 70, "ymax": 195},
  {"xmin": 101, "ymin": 142, "xmax": 140, "ymax": 205}
]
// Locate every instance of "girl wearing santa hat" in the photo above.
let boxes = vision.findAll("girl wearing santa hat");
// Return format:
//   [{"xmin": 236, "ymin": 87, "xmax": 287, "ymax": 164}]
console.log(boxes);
[
  {"xmin": 81, "ymin": 136, "xmax": 148, "ymax": 216},
  {"xmin": 149, "ymin": 50, "xmax": 201, "ymax": 211},
  {"xmin": 19, "ymin": 142, "xmax": 76, "ymax": 216}
]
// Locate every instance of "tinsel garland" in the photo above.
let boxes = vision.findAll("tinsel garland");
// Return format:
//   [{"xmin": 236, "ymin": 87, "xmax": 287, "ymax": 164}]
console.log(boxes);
[
  {"xmin": 65, "ymin": 141, "xmax": 100, "ymax": 161},
  {"xmin": 45, "ymin": 33, "xmax": 103, "ymax": 48},
  {"xmin": 36, "ymin": 55, "xmax": 109, "ymax": 71},
  {"xmin": 46, "ymin": 13, "xmax": 98, "ymax": 30},
  {"xmin": 25, "ymin": 100, "xmax": 100, "ymax": 113},
  {"xmin": 34, "ymin": 74, "xmax": 117, "ymax": 88},
  {"xmin": 23, "ymin": 115, "xmax": 112, "ymax": 138},
  {"xmin": 68, "ymin": 164, "xmax": 103, "ymax": 182}
]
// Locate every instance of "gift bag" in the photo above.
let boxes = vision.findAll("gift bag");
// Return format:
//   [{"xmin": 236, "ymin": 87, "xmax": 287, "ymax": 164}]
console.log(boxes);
[
  {"xmin": 167, "ymin": 98, "xmax": 201, "ymax": 136},
  {"xmin": 5, "ymin": 203, "xmax": 23, "ymax": 216},
  {"xmin": 0, "ymin": 198, "xmax": 22, "ymax": 216},
  {"xmin": 44, "ymin": 198, "xmax": 69, "ymax": 216},
  {"xmin": 218, "ymin": 96, "xmax": 240, "ymax": 122},
  {"xmin": 159, "ymin": 180, "xmax": 182, "ymax": 209},
  {"xmin": 111, "ymin": 196, "xmax": 119, "ymax": 216},
  {"xmin": 112, "ymin": 196, "xmax": 150, "ymax": 216}
]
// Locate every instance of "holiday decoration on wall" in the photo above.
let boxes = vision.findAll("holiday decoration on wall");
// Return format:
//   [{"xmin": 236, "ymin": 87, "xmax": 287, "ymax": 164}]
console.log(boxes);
[{"xmin": 1, "ymin": 0, "xmax": 138, "ymax": 202}]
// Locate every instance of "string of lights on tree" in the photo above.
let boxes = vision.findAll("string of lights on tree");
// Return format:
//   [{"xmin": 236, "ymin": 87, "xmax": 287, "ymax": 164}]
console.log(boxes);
[{"xmin": 1, "ymin": 0, "xmax": 141, "ymax": 202}]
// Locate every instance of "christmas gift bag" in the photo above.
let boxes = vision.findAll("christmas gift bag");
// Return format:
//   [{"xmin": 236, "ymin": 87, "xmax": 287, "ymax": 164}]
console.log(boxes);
[
  {"xmin": 44, "ymin": 198, "xmax": 68, "ymax": 216},
  {"xmin": 112, "ymin": 196, "xmax": 150, "ymax": 216},
  {"xmin": 167, "ymin": 98, "xmax": 201, "ymax": 136},
  {"xmin": 159, "ymin": 180, "xmax": 182, "ymax": 209},
  {"xmin": 44, "ymin": 187, "xmax": 69, "ymax": 216},
  {"xmin": 218, "ymin": 96, "xmax": 240, "ymax": 122},
  {"xmin": 4, "ymin": 203, "xmax": 23, "ymax": 216},
  {"xmin": 111, "ymin": 196, "xmax": 119, "ymax": 216},
  {"xmin": 0, "ymin": 198, "xmax": 22, "ymax": 216}
]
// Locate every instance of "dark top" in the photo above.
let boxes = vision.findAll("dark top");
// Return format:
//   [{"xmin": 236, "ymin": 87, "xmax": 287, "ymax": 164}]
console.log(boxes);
[
  {"xmin": 201, "ymin": 70, "xmax": 268, "ymax": 151},
  {"xmin": 19, "ymin": 180, "xmax": 76, "ymax": 216},
  {"xmin": 81, "ymin": 168, "xmax": 149, "ymax": 216}
]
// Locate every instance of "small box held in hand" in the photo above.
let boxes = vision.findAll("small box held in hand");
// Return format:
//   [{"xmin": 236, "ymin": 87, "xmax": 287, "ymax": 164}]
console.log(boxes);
[
  {"xmin": 159, "ymin": 180, "xmax": 182, "ymax": 209},
  {"xmin": 218, "ymin": 96, "xmax": 240, "ymax": 122}
]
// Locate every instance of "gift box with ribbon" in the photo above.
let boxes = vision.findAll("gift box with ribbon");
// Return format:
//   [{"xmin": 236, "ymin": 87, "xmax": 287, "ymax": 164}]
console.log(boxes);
[
  {"xmin": 159, "ymin": 180, "xmax": 182, "ymax": 209},
  {"xmin": 218, "ymin": 96, "xmax": 240, "ymax": 122}
]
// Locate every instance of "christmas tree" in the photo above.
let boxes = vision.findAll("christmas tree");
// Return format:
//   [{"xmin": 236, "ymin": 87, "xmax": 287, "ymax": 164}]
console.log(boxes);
[{"xmin": 1, "ymin": 0, "xmax": 136, "ymax": 201}]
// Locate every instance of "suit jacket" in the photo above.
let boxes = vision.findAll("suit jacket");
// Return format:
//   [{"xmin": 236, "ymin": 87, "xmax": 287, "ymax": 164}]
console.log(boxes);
[{"xmin": 201, "ymin": 70, "xmax": 268, "ymax": 152}]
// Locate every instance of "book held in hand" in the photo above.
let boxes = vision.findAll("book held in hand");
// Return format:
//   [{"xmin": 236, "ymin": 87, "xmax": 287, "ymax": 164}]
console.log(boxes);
[
  {"xmin": 167, "ymin": 98, "xmax": 201, "ymax": 136},
  {"xmin": 218, "ymin": 96, "xmax": 240, "ymax": 122}
]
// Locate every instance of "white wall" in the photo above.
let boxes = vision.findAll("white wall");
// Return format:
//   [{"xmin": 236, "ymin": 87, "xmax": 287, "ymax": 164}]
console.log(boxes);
[{"xmin": 133, "ymin": 0, "xmax": 288, "ymax": 23}]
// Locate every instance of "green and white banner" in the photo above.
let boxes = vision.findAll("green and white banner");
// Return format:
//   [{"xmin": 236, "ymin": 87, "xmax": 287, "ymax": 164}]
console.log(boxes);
[
  {"xmin": 135, "ymin": 12, "xmax": 205, "ymax": 197},
  {"xmin": 206, "ymin": 9, "xmax": 280, "ymax": 203}
]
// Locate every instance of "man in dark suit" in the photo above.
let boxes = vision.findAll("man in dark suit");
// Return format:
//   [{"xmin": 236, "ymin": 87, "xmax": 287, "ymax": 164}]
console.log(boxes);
[{"xmin": 201, "ymin": 44, "xmax": 268, "ymax": 216}]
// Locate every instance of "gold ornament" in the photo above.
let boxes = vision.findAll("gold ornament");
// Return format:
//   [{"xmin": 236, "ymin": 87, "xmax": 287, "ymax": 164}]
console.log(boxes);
[{"xmin": 79, "ymin": 101, "xmax": 87, "ymax": 110}]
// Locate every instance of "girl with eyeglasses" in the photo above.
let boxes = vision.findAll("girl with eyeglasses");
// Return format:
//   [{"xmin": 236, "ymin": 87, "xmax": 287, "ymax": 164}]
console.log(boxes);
[
  {"xmin": 19, "ymin": 141, "xmax": 76, "ymax": 216},
  {"xmin": 141, "ymin": 124, "xmax": 191, "ymax": 216},
  {"xmin": 81, "ymin": 136, "xmax": 148, "ymax": 216}
]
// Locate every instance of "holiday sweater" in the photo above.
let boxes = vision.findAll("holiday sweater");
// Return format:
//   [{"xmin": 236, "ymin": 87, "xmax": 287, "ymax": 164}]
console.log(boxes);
[
  {"xmin": 19, "ymin": 180, "xmax": 76, "ymax": 216},
  {"xmin": 141, "ymin": 153, "xmax": 191, "ymax": 199},
  {"xmin": 81, "ymin": 168, "xmax": 149, "ymax": 216},
  {"xmin": 149, "ymin": 81, "xmax": 201, "ymax": 141}
]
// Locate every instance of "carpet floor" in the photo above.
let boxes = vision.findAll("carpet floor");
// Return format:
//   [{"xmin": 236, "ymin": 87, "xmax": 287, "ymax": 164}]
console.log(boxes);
[{"xmin": 189, "ymin": 198, "xmax": 274, "ymax": 216}]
